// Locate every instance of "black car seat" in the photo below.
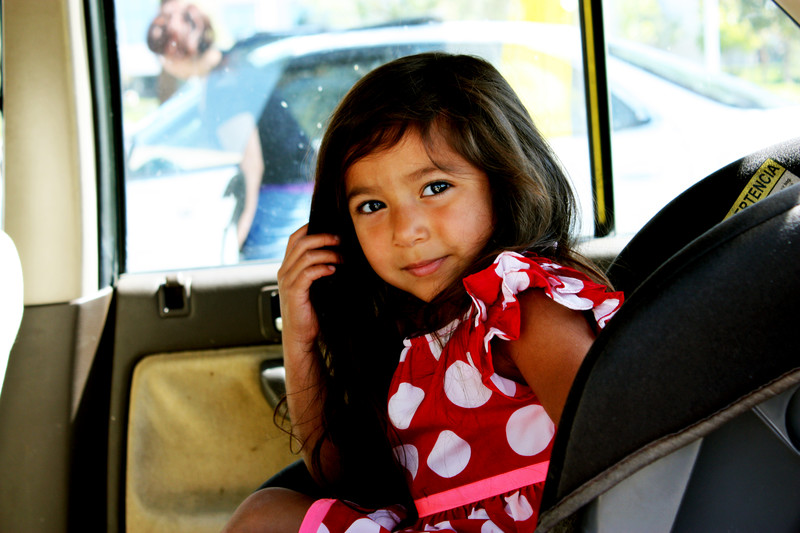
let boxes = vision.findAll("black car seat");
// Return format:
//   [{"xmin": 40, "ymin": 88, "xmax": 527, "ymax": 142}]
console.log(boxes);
[{"xmin": 536, "ymin": 138, "xmax": 800, "ymax": 532}]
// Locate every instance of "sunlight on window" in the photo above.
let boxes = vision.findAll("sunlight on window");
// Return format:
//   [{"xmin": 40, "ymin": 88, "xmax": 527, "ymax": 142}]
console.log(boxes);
[
  {"xmin": 604, "ymin": 0, "xmax": 800, "ymax": 234},
  {"xmin": 117, "ymin": 0, "xmax": 588, "ymax": 272}
]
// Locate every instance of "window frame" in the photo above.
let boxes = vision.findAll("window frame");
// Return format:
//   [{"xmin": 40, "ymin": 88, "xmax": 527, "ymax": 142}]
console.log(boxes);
[
  {"xmin": 86, "ymin": 0, "xmax": 126, "ymax": 283},
  {"xmin": 579, "ymin": 0, "xmax": 615, "ymax": 238}
]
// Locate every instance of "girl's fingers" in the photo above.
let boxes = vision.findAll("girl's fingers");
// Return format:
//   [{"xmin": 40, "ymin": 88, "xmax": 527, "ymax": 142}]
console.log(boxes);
[
  {"xmin": 282, "ymin": 233, "xmax": 338, "ymax": 267},
  {"xmin": 284, "ymin": 223, "xmax": 310, "ymax": 251},
  {"xmin": 279, "ymin": 247, "xmax": 341, "ymax": 288},
  {"xmin": 278, "ymin": 253, "xmax": 337, "ymax": 350},
  {"xmin": 285, "ymin": 224, "xmax": 340, "ymax": 255},
  {"xmin": 278, "ymin": 232, "xmax": 343, "ymax": 334},
  {"xmin": 298, "ymin": 262, "xmax": 337, "ymax": 284},
  {"xmin": 279, "ymin": 231, "xmax": 341, "ymax": 285}
]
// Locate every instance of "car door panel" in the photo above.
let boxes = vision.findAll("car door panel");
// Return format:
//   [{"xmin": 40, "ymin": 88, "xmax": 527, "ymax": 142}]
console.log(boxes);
[
  {"xmin": 106, "ymin": 264, "xmax": 292, "ymax": 532},
  {"xmin": 126, "ymin": 345, "xmax": 292, "ymax": 533}
]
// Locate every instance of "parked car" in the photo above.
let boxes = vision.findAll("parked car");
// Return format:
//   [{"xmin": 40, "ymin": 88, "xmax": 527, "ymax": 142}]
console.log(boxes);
[{"xmin": 124, "ymin": 19, "xmax": 800, "ymax": 271}]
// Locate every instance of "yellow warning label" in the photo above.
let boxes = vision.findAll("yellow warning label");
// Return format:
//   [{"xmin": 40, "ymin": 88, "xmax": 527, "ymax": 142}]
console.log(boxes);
[{"xmin": 725, "ymin": 159, "xmax": 798, "ymax": 219}]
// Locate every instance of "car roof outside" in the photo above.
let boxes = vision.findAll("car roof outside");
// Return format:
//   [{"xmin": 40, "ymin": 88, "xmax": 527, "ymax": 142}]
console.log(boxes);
[
  {"xmin": 127, "ymin": 20, "xmax": 584, "ymax": 167},
  {"xmin": 245, "ymin": 20, "xmax": 581, "ymax": 68}
]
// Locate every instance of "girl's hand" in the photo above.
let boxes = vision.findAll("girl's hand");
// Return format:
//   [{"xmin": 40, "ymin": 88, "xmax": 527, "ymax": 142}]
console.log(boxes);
[
  {"xmin": 277, "ymin": 225, "xmax": 342, "ymax": 478},
  {"xmin": 277, "ymin": 224, "xmax": 341, "ymax": 354}
]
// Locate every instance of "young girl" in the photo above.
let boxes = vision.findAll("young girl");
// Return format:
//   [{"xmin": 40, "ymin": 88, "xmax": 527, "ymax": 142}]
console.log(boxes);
[{"xmin": 223, "ymin": 52, "xmax": 623, "ymax": 533}]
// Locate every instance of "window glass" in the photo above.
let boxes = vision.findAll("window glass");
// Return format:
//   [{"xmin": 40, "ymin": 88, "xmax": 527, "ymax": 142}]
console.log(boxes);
[
  {"xmin": 116, "ymin": 0, "xmax": 590, "ymax": 272},
  {"xmin": 603, "ymin": 0, "xmax": 800, "ymax": 235},
  {"xmin": 0, "ymin": 19, "xmax": 4, "ymax": 227}
]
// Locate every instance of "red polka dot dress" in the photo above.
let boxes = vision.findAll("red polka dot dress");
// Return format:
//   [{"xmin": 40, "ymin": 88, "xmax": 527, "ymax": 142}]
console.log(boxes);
[{"xmin": 299, "ymin": 252, "xmax": 623, "ymax": 533}]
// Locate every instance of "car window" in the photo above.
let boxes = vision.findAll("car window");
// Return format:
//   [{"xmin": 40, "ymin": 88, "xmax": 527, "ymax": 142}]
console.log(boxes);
[
  {"xmin": 116, "ymin": 1, "xmax": 590, "ymax": 272},
  {"xmin": 115, "ymin": 1, "xmax": 800, "ymax": 272},
  {"xmin": 603, "ymin": 0, "xmax": 800, "ymax": 234},
  {"xmin": 0, "ymin": 17, "xmax": 4, "ymax": 227},
  {"xmin": 277, "ymin": 46, "xmax": 428, "ymax": 141}
]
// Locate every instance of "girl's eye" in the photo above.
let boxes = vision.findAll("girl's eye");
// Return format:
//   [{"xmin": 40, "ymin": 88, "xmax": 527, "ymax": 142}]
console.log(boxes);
[
  {"xmin": 357, "ymin": 200, "xmax": 385, "ymax": 214},
  {"xmin": 422, "ymin": 182, "xmax": 451, "ymax": 196}
]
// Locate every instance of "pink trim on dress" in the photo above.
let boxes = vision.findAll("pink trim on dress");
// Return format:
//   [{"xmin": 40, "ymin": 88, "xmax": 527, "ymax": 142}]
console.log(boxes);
[
  {"xmin": 413, "ymin": 461, "xmax": 549, "ymax": 518},
  {"xmin": 299, "ymin": 498, "xmax": 336, "ymax": 533}
]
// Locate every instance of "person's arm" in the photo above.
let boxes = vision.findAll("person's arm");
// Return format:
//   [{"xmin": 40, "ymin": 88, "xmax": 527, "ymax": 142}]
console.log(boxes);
[
  {"xmin": 502, "ymin": 290, "xmax": 596, "ymax": 425},
  {"xmin": 277, "ymin": 225, "xmax": 342, "ymax": 483},
  {"xmin": 237, "ymin": 128, "xmax": 264, "ymax": 248}
]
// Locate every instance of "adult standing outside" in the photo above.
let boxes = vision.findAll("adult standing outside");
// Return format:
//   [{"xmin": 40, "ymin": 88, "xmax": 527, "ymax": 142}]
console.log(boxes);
[{"xmin": 146, "ymin": 0, "xmax": 314, "ymax": 261}]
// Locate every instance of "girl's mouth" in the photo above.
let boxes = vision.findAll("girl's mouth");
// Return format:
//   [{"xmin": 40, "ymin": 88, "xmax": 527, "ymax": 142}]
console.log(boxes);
[{"xmin": 403, "ymin": 257, "xmax": 446, "ymax": 277}]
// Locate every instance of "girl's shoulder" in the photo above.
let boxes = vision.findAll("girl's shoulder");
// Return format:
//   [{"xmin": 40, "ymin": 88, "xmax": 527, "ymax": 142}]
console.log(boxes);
[{"xmin": 463, "ymin": 250, "xmax": 624, "ymax": 332}]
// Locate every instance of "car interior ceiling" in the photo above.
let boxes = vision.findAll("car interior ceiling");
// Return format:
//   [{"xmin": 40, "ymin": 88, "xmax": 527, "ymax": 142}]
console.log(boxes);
[{"xmin": 536, "ymin": 137, "xmax": 800, "ymax": 532}]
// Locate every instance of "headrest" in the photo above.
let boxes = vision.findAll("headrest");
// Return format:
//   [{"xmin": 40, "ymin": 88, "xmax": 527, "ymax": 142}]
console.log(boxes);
[
  {"xmin": 0, "ymin": 231, "xmax": 24, "ymax": 397},
  {"xmin": 607, "ymin": 136, "xmax": 800, "ymax": 295}
]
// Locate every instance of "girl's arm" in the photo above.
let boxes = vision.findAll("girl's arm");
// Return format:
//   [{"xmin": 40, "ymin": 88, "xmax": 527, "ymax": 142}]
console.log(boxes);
[
  {"xmin": 277, "ymin": 224, "xmax": 342, "ymax": 483},
  {"xmin": 502, "ymin": 289, "xmax": 596, "ymax": 425}
]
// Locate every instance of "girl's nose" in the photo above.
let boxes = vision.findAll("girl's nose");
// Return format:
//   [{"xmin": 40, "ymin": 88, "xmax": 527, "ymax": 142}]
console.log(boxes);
[{"xmin": 392, "ymin": 206, "xmax": 428, "ymax": 247}]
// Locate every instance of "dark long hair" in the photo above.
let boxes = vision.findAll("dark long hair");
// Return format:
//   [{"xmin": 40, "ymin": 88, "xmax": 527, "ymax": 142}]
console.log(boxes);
[{"xmin": 304, "ymin": 52, "xmax": 608, "ymax": 508}]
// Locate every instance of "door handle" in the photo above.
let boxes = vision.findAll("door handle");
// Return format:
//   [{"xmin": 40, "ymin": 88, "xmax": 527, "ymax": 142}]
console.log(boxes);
[
  {"xmin": 258, "ymin": 286, "xmax": 282, "ymax": 342},
  {"xmin": 260, "ymin": 359, "xmax": 286, "ymax": 411}
]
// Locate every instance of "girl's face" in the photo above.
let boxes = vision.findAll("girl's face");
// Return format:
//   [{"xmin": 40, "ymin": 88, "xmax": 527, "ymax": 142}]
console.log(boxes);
[{"xmin": 345, "ymin": 129, "xmax": 494, "ymax": 302}]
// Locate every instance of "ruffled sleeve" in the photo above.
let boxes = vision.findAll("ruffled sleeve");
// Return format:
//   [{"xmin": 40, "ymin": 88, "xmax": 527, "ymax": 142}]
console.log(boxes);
[{"xmin": 463, "ymin": 251, "xmax": 623, "ymax": 353}]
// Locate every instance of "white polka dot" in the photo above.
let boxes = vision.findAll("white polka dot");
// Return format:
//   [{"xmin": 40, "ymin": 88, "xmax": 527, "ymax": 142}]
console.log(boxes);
[
  {"xmin": 436, "ymin": 318, "xmax": 461, "ymax": 342},
  {"xmin": 593, "ymin": 298, "xmax": 620, "ymax": 328},
  {"xmin": 388, "ymin": 383, "xmax": 425, "ymax": 430},
  {"xmin": 393, "ymin": 444, "xmax": 419, "ymax": 479},
  {"xmin": 427, "ymin": 430, "xmax": 471, "ymax": 478},
  {"xmin": 471, "ymin": 297, "xmax": 488, "ymax": 325},
  {"xmin": 501, "ymin": 270, "xmax": 532, "ymax": 306},
  {"xmin": 423, "ymin": 521, "xmax": 455, "ymax": 531},
  {"xmin": 317, "ymin": 523, "xmax": 329, "ymax": 533},
  {"xmin": 399, "ymin": 338, "xmax": 412, "ymax": 362},
  {"xmin": 494, "ymin": 253, "xmax": 529, "ymax": 279},
  {"xmin": 468, "ymin": 508, "xmax": 490, "ymax": 520},
  {"xmin": 345, "ymin": 518, "xmax": 381, "ymax": 533},
  {"xmin": 483, "ymin": 326, "xmax": 510, "ymax": 351},
  {"xmin": 549, "ymin": 276, "xmax": 594, "ymax": 310},
  {"xmin": 480, "ymin": 520, "xmax": 505, "ymax": 533},
  {"xmin": 504, "ymin": 491, "xmax": 534, "ymax": 521},
  {"xmin": 444, "ymin": 360, "xmax": 492, "ymax": 408},
  {"xmin": 490, "ymin": 373, "xmax": 517, "ymax": 396},
  {"xmin": 506, "ymin": 404, "xmax": 555, "ymax": 456},
  {"xmin": 425, "ymin": 333, "xmax": 444, "ymax": 361},
  {"xmin": 550, "ymin": 290, "xmax": 594, "ymax": 310},
  {"xmin": 555, "ymin": 275, "xmax": 585, "ymax": 293},
  {"xmin": 366, "ymin": 509, "xmax": 402, "ymax": 530}
]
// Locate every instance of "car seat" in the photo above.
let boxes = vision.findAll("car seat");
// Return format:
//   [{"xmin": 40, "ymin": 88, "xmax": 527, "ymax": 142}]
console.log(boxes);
[
  {"xmin": 536, "ymin": 138, "xmax": 800, "ymax": 532},
  {"xmin": 606, "ymin": 136, "xmax": 800, "ymax": 295}
]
